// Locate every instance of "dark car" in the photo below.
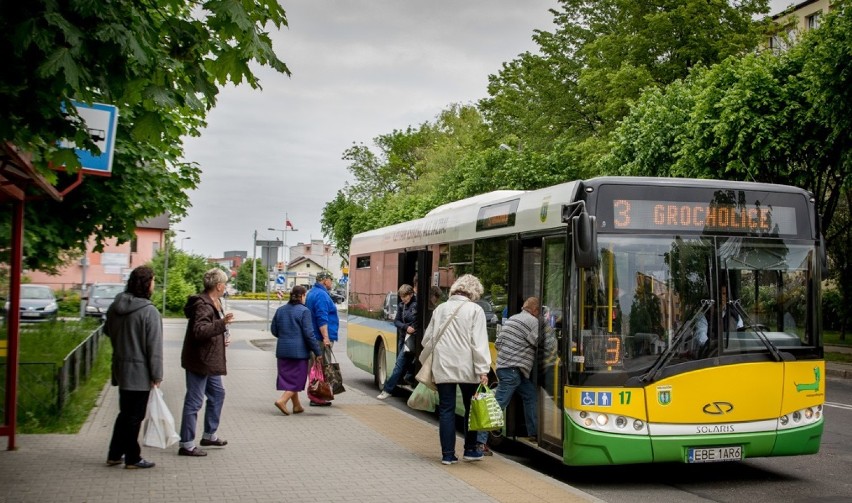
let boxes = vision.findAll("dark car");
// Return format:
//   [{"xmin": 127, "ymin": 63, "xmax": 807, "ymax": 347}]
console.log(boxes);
[
  {"xmin": 3, "ymin": 284, "xmax": 59, "ymax": 322},
  {"xmin": 330, "ymin": 289, "xmax": 346, "ymax": 304},
  {"xmin": 475, "ymin": 300, "xmax": 499, "ymax": 325},
  {"xmin": 83, "ymin": 283, "xmax": 125, "ymax": 318}
]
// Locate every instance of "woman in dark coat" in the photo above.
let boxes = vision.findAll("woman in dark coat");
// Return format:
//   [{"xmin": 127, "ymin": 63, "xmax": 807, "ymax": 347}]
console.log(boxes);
[
  {"xmin": 271, "ymin": 285, "xmax": 322, "ymax": 415},
  {"xmin": 104, "ymin": 265, "xmax": 162, "ymax": 469}
]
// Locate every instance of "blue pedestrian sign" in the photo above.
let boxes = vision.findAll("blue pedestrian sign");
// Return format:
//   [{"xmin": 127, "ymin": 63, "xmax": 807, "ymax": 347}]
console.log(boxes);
[
  {"xmin": 275, "ymin": 274, "xmax": 285, "ymax": 285},
  {"xmin": 597, "ymin": 392, "xmax": 612, "ymax": 407}
]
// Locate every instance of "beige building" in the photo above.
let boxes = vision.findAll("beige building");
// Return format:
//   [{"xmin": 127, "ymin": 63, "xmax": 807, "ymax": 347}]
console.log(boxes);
[
  {"xmin": 770, "ymin": 0, "xmax": 832, "ymax": 50},
  {"xmin": 282, "ymin": 239, "xmax": 346, "ymax": 289}
]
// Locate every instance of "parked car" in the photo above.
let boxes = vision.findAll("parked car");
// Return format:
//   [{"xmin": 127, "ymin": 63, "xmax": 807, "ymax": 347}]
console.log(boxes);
[
  {"xmin": 475, "ymin": 300, "xmax": 499, "ymax": 325},
  {"xmin": 83, "ymin": 283, "xmax": 125, "ymax": 318},
  {"xmin": 3, "ymin": 284, "xmax": 59, "ymax": 322},
  {"xmin": 330, "ymin": 289, "xmax": 346, "ymax": 304},
  {"xmin": 382, "ymin": 292, "xmax": 398, "ymax": 320}
]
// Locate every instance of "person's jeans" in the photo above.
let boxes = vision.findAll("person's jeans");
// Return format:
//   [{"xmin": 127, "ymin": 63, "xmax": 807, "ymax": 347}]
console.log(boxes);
[
  {"xmin": 437, "ymin": 382, "xmax": 478, "ymax": 456},
  {"xmin": 108, "ymin": 389, "xmax": 150, "ymax": 464},
  {"xmin": 476, "ymin": 367, "xmax": 538, "ymax": 444},
  {"xmin": 180, "ymin": 371, "xmax": 225, "ymax": 449},
  {"xmin": 383, "ymin": 349, "xmax": 414, "ymax": 393}
]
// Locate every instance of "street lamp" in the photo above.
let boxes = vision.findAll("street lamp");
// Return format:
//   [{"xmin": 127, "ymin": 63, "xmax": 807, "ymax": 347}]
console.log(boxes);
[{"xmin": 181, "ymin": 236, "xmax": 191, "ymax": 249}]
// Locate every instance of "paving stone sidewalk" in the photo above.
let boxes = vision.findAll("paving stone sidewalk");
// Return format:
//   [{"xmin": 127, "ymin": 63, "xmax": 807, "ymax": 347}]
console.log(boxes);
[{"xmin": 0, "ymin": 316, "xmax": 600, "ymax": 503}]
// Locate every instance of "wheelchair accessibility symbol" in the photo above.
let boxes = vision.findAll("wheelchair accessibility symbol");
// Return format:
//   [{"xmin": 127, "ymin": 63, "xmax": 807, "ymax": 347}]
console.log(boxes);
[{"xmin": 581, "ymin": 391, "xmax": 595, "ymax": 406}]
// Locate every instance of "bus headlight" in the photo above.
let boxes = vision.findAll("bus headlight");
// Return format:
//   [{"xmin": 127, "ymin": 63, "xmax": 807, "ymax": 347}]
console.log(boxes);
[
  {"xmin": 777, "ymin": 405, "xmax": 823, "ymax": 431},
  {"xmin": 567, "ymin": 409, "xmax": 648, "ymax": 435}
]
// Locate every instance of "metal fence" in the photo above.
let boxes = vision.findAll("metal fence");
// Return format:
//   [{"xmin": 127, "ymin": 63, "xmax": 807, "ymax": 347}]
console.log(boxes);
[{"xmin": 0, "ymin": 324, "xmax": 105, "ymax": 419}]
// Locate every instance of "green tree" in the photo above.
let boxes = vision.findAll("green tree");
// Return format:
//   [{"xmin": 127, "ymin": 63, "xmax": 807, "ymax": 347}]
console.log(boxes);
[
  {"xmin": 148, "ymin": 243, "xmax": 216, "ymax": 313},
  {"xmin": 481, "ymin": 0, "xmax": 770, "ymax": 174},
  {"xmin": 234, "ymin": 258, "xmax": 265, "ymax": 294},
  {"xmin": 0, "ymin": 0, "xmax": 289, "ymax": 272}
]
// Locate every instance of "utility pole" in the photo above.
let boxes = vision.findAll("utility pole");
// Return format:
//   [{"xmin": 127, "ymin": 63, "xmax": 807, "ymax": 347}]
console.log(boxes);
[
  {"xmin": 268, "ymin": 213, "xmax": 298, "ymax": 289},
  {"xmin": 252, "ymin": 229, "xmax": 258, "ymax": 293}
]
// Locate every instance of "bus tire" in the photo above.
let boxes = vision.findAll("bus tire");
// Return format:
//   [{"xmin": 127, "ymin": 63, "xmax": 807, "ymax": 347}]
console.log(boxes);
[{"xmin": 373, "ymin": 339, "xmax": 387, "ymax": 390}]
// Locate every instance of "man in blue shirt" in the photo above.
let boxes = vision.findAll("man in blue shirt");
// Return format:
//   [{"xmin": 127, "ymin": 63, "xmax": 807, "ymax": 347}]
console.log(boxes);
[{"xmin": 306, "ymin": 270, "xmax": 338, "ymax": 406}]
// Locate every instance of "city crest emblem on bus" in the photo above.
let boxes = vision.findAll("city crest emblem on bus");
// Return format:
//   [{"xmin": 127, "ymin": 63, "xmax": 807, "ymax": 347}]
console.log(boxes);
[
  {"xmin": 540, "ymin": 197, "xmax": 550, "ymax": 223},
  {"xmin": 657, "ymin": 386, "xmax": 672, "ymax": 406}
]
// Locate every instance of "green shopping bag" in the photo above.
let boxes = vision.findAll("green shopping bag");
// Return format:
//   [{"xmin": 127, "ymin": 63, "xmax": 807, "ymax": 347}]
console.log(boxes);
[{"xmin": 468, "ymin": 384, "xmax": 504, "ymax": 431}]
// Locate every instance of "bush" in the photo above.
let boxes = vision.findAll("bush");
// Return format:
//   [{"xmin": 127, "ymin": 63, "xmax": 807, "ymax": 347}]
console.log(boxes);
[
  {"xmin": 823, "ymin": 288, "xmax": 843, "ymax": 331},
  {"xmin": 57, "ymin": 290, "xmax": 81, "ymax": 317}
]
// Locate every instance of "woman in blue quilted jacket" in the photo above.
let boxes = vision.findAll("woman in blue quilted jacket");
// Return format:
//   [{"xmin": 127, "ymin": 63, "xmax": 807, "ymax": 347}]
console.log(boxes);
[{"xmin": 271, "ymin": 285, "xmax": 322, "ymax": 415}]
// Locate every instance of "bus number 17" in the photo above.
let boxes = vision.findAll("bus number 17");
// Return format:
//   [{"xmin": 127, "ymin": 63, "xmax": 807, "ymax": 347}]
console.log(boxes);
[{"xmin": 619, "ymin": 391, "xmax": 632, "ymax": 405}]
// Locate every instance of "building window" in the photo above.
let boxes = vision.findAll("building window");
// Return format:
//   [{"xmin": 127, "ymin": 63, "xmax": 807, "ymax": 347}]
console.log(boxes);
[
  {"xmin": 356, "ymin": 256, "xmax": 371, "ymax": 269},
  {"xmin": 131, "ymin": 237, "xmax": 138, "ymax": 253},
  {"xmin": 807, "ymin": 12, "xmax": 821, "ymax": 30}
]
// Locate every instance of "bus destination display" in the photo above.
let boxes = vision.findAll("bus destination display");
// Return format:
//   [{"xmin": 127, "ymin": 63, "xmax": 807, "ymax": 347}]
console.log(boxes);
[{"xmin": 612, "ymin": 199, "xmax": 798, "ymax": 235}]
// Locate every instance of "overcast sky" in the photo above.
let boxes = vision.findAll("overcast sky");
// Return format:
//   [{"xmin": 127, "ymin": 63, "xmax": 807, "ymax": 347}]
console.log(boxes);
[{"xmin": 179, "ymin": 0, "xmax": 796, "ymax": 260}]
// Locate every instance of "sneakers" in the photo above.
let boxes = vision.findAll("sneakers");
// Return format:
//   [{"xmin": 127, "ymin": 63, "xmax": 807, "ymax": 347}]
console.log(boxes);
[
  {"xmin": 106, "ymin": 456, "xmax": 124, "ymax": 466},
  {"xmin": 125, "ymin": 459, "xmax": 155, "ymax": 469},
  {"xmin": 441, "ymin": 454, "xmax": 459, "ymax": 465},
  {"xmin": 463, "ymin": 449, "xmax": 484, "ymax": 461},
  {"xmin": 376, "ymin": 390, "xmax": 392, "ymax": 400},
  {"xmin": 477, "ymin": 443, "xmax": 493, "ymax": 456}
]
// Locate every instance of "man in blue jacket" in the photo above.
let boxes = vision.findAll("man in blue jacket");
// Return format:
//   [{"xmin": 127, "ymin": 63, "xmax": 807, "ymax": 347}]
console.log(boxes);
[{"xmin": 306, "ymin": 270, "xmax": 338, "ymax": 406}]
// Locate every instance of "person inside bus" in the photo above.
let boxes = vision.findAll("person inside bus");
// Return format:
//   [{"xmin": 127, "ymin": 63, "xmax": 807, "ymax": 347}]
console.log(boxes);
[
  {"xmin": 475, "ymin": 296, "xmax": 541, "ymax": 454},
  {"xmin": 693, "ymin": 284, "xmax": 742, "ymax": 358},
  {"xmin": 377, "ymin": 284, "xmax": 417, "ymax": 400}
]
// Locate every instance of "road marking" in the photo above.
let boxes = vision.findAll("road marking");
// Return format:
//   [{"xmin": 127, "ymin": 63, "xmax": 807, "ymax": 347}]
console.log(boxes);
[{"xmin": 825, "ymin": 401, "xmax": 852, "ymax": 411}]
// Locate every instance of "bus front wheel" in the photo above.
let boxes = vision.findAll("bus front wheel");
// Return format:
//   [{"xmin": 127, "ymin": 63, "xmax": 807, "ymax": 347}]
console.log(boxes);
[{"xmin": 373, "ymin": 339, "xmax": 388, "ymax": 390}]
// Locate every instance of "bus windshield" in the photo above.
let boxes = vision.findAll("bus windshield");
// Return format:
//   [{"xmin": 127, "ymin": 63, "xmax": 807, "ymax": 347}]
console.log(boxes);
[{"xmin": 570, "ymin": 235, "xmax": 816, "ymax": 385}]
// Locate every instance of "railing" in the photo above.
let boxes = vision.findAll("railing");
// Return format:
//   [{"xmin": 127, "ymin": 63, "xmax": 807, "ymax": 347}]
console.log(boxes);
[
  {"xmin": 0, "ymin": 324, "xmax": 105, "ymax": 419},
  {"xmin": 56, "ymin": 323, "xmax": 105, "ymax": 410}
]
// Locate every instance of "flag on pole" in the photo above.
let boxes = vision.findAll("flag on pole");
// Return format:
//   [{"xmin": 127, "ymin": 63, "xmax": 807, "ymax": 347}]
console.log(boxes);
[{"xmin": 285, "ymin": 219, "xmax": 295, "ymax": 229}]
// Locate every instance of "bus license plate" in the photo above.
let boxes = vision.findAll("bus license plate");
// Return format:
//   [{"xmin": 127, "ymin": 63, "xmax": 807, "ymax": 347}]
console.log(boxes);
[{"xmin": 688, "ymin": 446, "xmax": 742, "ymax": 463}]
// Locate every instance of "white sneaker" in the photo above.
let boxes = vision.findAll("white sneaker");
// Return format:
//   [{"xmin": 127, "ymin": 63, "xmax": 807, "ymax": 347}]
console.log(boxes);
[{"xmin": 377, "ymin": 391, "xmax": 391, "ymax": 400}]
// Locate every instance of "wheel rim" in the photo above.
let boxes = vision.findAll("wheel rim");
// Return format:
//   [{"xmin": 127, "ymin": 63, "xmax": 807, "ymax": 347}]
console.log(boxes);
[{"xmin": 374, "ymin": 341, "xmax": 387, "ymax": 389}]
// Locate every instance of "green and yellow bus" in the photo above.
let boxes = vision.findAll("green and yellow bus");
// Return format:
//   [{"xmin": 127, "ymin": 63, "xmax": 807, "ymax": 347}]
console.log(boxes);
[{"xmin": 346, "ymin": 176, "xmax": 825, "ymax": 465}]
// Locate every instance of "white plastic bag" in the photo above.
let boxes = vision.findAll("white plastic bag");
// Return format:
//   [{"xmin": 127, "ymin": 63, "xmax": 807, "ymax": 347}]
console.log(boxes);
[{"xmin": 142, "ymin": 387, "xmax": 180, "ymax": 449}]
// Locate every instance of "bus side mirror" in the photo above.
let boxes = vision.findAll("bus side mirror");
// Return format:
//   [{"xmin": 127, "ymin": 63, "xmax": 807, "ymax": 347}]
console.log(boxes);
[{"xmin": 573, "ymin": 211, "xmax": 597, "ymax": 269}]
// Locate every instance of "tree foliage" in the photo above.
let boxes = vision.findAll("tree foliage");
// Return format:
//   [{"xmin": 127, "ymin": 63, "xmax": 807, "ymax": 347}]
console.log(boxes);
[
  {"xmin": 234, "ymin": 258, "xmax": 265, "ymax": 294},
  {"xmin": 0, "ymin": 0, "xmax": 289, "ymax": 272},
  {"xmin": 147, "ymin": 244, "xmax": 214, "ymax": 313},
  {"xmin": 480, "ymin": 0, "xmax": 770, "ymax": 174}
]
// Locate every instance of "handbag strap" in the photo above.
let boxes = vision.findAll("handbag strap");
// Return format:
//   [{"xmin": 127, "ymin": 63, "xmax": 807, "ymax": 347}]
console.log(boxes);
[
  {"xmin": 421, "ymin": 300, "xmax": 467, "ymax": 360},
  {"xmin": 323, "ymin": 346, "xmax": 338, "ymax": 364}
]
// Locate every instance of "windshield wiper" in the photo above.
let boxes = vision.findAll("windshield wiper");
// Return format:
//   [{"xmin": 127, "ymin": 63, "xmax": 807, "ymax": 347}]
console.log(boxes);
[
  {"xmin": 727, "ymin": 300, "xmax": 789, "ymax": 362},
  {"xmin": 639, "ymin": 299, "xmax": 714, "ymax": 384}
]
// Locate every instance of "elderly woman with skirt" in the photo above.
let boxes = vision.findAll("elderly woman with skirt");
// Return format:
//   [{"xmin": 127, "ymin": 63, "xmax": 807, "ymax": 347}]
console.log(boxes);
[{"xmin": 271, "ymin": 285, "xmax": 322, "ymax": 415}]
